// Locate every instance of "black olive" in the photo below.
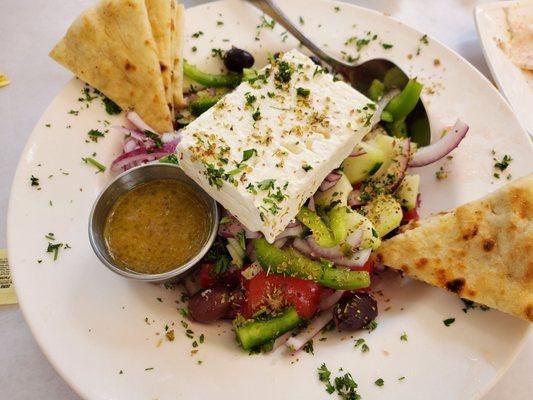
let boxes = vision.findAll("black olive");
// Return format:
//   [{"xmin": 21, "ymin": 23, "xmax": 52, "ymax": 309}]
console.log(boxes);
[
  {"xmin": 309, "ymin": 55, "xmax": 322, "ymax": 66},
  {"xmin": 188, "ymin": 285, "xmax": 232, "ymax": 323},
  {"xmin": 223, "ymin": 47, "xmax": 255, "ymax": 73},
  {"xmin": 333, "ymin": 292, "xmax": 378, "ymax": 331}
]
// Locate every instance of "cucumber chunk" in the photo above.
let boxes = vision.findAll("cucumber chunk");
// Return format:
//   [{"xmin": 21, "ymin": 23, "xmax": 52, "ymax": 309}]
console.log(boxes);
[
  {"xmin": 344, "ymin": 210, "xmax": 382, "ymax": 250},
  {"xmin": 371, "ymin": 134, "xmax": 397, "ymax": 178},
  {"xmin": 363, "ymin": 195, "xmax": 403, "ymax": 237},
  {"xmin": 395, "ymin": 174, "xmax": 420, "ymax": 210},
  {"xmin": 341, "ymin": 142, "xmax": 385, "ymax": 185},
  {"xmin": 314, "ymin": 172, "xmax": 353, "ymax": 207}
]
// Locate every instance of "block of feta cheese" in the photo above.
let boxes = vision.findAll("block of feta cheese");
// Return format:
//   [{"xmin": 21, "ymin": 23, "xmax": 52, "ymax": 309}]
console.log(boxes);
[{"xmin": 176, "ymin": 49, "xmax": 375, "ymax": 242}]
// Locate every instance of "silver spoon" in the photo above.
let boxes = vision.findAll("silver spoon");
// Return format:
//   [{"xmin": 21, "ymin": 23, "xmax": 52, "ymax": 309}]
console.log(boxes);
[{"xmin": 247, "ymin": 0, "xmax": 431, "ymax": 146}]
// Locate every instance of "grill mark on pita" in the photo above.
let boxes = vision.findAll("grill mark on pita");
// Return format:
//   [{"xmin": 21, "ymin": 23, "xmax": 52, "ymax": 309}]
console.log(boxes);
[
  {"xmin": 445, "ymin": 278, "xmax": 465, "ymax": 294},
  {"xmin": 415, "ymin": 258, "xmax": 428, "ymax": 270},
  {"xmin": 526, "ymin": 305, "xmax": 533, "ymax": 322},
  {"xmin": 125, "ymin": 61, "xmax": 136, "ymax": 71},
  {"xmin": 160, "ymin": 62, "xmax": 168, "ymax": 72},
  {"xmin": 482, "ymin": 238, "xmax": 495, "ymax": 252},
  {"xmin": 461, "ymin": 225, "xmax": 478, "ymax": 240}
]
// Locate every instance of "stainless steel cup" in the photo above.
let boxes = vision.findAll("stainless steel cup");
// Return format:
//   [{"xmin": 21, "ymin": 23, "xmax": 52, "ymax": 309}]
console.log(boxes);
[{"xmin": 88, "ymin": 162, "xmax": 218, "ymax": 283}]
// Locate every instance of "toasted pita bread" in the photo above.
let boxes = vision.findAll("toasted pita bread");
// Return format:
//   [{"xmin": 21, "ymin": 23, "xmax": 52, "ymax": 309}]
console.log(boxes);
[
  {"xmin": 374, "ymin": 174, "xmax": 533, "ymax": 322},
  {"xmin": 505, "ymin": 4, "xmax": 533, "ymax": 71},
  {"xmin": 171, "ymin": 3, "xmax": 186, "ymax": 108},
  {"xmin": 145, "ymin": 0, "xmax": 174, "ymax": 110},
  {"xmin": 50, "ymin": 0, "xmax": 172, "ymax": 133}
]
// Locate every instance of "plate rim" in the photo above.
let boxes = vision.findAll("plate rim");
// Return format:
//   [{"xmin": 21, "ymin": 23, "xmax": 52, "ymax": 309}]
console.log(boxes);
[{"xmin": 7, "ymin": 1, "xmax": 532, "ymax": 399}]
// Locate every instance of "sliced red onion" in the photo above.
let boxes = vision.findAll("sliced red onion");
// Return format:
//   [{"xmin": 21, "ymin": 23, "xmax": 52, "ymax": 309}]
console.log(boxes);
[
  {"xmin": 113, "ymin": 125, "xmax": 152, "ymax": 145},
  {"xmin": 348, "ymin": 189, "xmax": 362, "ymax": 207},
  {"xmin": 286, "ymin": 220, "xmax": 300, "ymax": 228},
  {"xmin": 285, "ymin": 310, "xmax": 333, "ymax": 352},
  {"xmin": 161, "ymin": 131, "xmax": 182, "ymax": 143},
  {"xmin": 275, "ymin": 224, "xmax": 304, "ymax": 240},
  {"xmin": 111, "ymin": 148, "xmax": 171, "ymax": 171},
  {"xmin": 325, "ymin": 170, "xmax": 342, "ymax": 182},
  {"xmin": 183, "ymin": 273, "xmax": 201, "ymax": 296},
  {"xmin": 292, "ymin": 237, "xmax": 314, "ymax": 258},
  {"xmin": 307, "ymin": 237, "xmax": 344, "ymax": 259},
  {"xmin": 123, "ymin": 138, "xmax": 139, "ymax": 153},
  {"xmin": 319, "ymin": 290, "xmax": 345, "ymax": 310},
  {"xmin": 319, "ymin": 179, "xmax": 337, "ymax": 192},
  {"xmin": 378, "ymin": 138, "xmax": 411, "ymax": 192},
  {"xmin": 273, "ymin": 237, "xmax": 288, "ymax": 248},
  {"xmin": 332, "ymin": 248, "xmax": 372, "ymax": 268},
  {"xmin": 409, "ymin": 119, "xmax": 469, "ymax": 167},
  {"xmin": 371, "ymin": 88, "xmax": 401, "ymax": 129},
  {"xmin": 271, "ymin": 331, "xmax": 293, "ymax": 352},
  {"xmin": 126, "ymin": 111, "xmax": 155, "ymax": 133},
  {"xmin": 349, "ymin": 148, "xmax": 367, "ymax": 157},
  {"xmin": 307, "ymin": 196, "xmax": 316, "ymax": 212},
  {"xmin": 345, "ymin": 230, "xmax": 363, "ymax": 248},
  {"xmin": 218, "ymin": 215, "xmax": 245, "ymax": 238},
  {"xmin": 245, "ymin": 228, "xmax": 262, "ymax": 239}
]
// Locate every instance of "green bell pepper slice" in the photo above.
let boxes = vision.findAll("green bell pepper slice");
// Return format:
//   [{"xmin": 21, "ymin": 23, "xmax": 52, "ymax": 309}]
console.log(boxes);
[
  {"xmin": 383, "ymin": 78, "xmax": 423, "ymax": 122},
  {"xmin": 296, "ymin": 206, "xmax": 338, "ymax": 247},
  {"xmin": 183, "ymin": 61, "xmax": 241, "ymax": 87},
  {"xmin": 253, "ymin": 238, "xmax": 370, "ymax": 290}
]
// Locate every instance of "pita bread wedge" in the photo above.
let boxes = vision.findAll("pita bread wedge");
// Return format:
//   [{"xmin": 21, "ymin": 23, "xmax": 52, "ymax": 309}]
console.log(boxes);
[
  {"xmin": 145, "ymin": 0, "xmax": 174, "ymax": 110},
  {"xmin": 49, "ymin": 0, "xmax": 172, "ymax": 133},
  {"xmin": 171, "ymin": 3, "xmax": 186, "ymax": 108},
  {"xmin": 375, "ymin": 173, "xmax": 533, "ymax": 322}
]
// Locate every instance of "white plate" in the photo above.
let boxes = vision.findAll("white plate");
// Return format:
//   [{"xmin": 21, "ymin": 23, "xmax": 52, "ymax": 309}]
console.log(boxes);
[
  {"xmin": 8, "ymin": 1, "xmax": 532, "ymax": 399},
  {"xmin": 474, "ymin": 0, "xmax": 533, "ymax": 134}
]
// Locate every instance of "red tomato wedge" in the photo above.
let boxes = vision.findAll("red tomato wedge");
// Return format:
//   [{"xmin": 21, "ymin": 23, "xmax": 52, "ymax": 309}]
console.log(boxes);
[{"xmin": 241, "ymin": 271, "xmax": 324, "ymax": 319}]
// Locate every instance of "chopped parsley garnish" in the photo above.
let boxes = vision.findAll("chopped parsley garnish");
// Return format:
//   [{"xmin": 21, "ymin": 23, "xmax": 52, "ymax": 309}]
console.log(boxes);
[
  {"xmin": 82, "ymin": 157, "xmax": 106, "ymax": 173},
  {"xmin": 216, "ymin": 20, "xmax": 224, "ymax": 26},
  {"xmin": 493, "ymin": 153, "xmax": 512, "ymax": 171},
  {"xmin": 102, "ymin": 97, "xmax": 122, "ymax": 115},
  {"xmin": 245, "ymin": 92, "xmax": 257, "ymax": 105},
  {"xmin": 400, "ymin": 332, "xmax": 408, "ymax": 341},
  {"xmin": 275, "ymin": 60, "xmax": 293, "ymax": 84},
  {"xmin": 143, "ymin": 130, "xmax": 163, "ymax": 148},
  {"xmin": 443, "ymin": 318, "xmax": 455, "ymax": 326},
  {"xmin": 366, "ymin": 320, "xmax": 378, "ymax": 332},
  {"xmin": 252, "ymin": 108, "xmax": 261, "ymax": 121},
  {"xmin": 420, "ymin": 34, "xmax": 429, "ymax": 44},
  {"xmin": 318, "ymin": 363, "xmax": 335, "ymax": 394},
  {"xmin": 30, "ymin": 175, "xmax": 39, "ymax": 187},
  {"xmin": 199, "ymin": 333, "xmax": 205, "ymax": 343},
  {"xmin": 144, "ymin": 367, "xmax": 154, "ymax": 371},
  {"xmin": 296, "ymin": 87, "xmax": 310, "ymax": 97},
  {"xmin": 302, "ymin": 340, "xmax": 314, "ymax": 355},
  {"xmin": 45, "ymin": 123, "xmax": 51, "ymax": 128},
  {"xmin": 398, "ymin": 376, "xmax": 406, "ymax": 381},
  {"xmin": 242, "ymin": 148, "xmax": 257, "ymax": 162},
  {"xmin": 191, "ymin": 46, "xmax": 197, "ymax": 52},
  {"xmin": 68, "ymin": 109, "xmax": 79, "ymax": 116},
  {"xmin": 257, "ymin": 15, "xmax": 275, "ymax": 29},
  {"xmin": 87, "ymin": 129, "xmax": 105, "ymax": 142},
  {"xmin": 298, "ymin": 16, "xmax": 305, "ymax": 25},
  {"xmin": 267, "ymin": 91, "xmax": 275, "ymax": 98},
  {"xmin": 191, "ymin": 31, "xmax": 204, "ymax": 38},
  {"xmin": 302, "ymin": 164, "xmax": 313, "ymax": 172},
  {"xmin": 461, "ymin": 299, "xmax": 490, "ymax": 313},
  {"xmin": 159, "ymin": 154, "xmax": 179, "ymax": 165},
  {"xmin": 211, "ymin": 48, "xmax": 224, "ymax": 58},
  {"xmin": 381, "ymin": 43, "xmax": 393, "ymax": 49},
  {"xmin": 334, "ymin": 6, "xmax": 341, "ymax": 12},
  {"xmin": 374, "ymin": 378, "xmax": 384, "ymax": 387},
  {"xmin": 257, "ymin": 179, "xmax": 275, "ymax": 191},
  {"xmin": 46, "ymin": 242, "xmax": 63, "ymax": 261},
  {"xmin": 354, "ymin": 338, "xmax": 369, "ymax": 353},
  {"xmin": 334, "ymin": 372, "xmax": 360, "ymax": 400}
]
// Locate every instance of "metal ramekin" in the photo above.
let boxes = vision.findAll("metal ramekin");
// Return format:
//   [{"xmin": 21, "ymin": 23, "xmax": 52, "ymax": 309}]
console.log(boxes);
[{"xmin": 88, "ymin": 162, "xmax": 218, "ymax": 283}]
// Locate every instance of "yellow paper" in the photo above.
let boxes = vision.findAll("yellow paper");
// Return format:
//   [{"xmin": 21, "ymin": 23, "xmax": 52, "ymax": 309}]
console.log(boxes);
[
  {"xmin": 0, "ymin": 249, "xmax": 17, "ymax": 305},
  {"xmin": 0, "ymin": 72, "xmax": 10, "ymax": 88}
]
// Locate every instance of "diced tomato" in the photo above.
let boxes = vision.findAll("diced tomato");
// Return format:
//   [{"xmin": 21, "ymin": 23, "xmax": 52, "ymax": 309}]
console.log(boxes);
[
  {"xmin": 402, "ymin": 207, "xmax": 419, "ymax": 223},
  {"xmin": 241, "ymin": 272, "xmax": 324, "ymax": 319},
  {"xmin": 199, "ymin": 263, "xmax": 217, "ymax": 288}
]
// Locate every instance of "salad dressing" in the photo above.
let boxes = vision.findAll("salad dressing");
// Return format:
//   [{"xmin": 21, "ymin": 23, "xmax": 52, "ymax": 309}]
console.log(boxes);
[{"xmin": 104, "ymin": 179, "xmax": 210, "ymax": 274}]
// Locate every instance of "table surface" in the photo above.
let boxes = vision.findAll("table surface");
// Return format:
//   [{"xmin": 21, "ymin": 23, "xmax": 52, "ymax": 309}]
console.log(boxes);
[{"xmin": 0, "ymin": 0, "xmax": 531, "ymax": 399}]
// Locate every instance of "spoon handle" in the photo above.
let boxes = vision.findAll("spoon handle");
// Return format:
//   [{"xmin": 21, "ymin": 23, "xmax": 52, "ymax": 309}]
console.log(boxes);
[{"xmin": 246, "ymin": 0, "xmax": 344, "ymax": 69}]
